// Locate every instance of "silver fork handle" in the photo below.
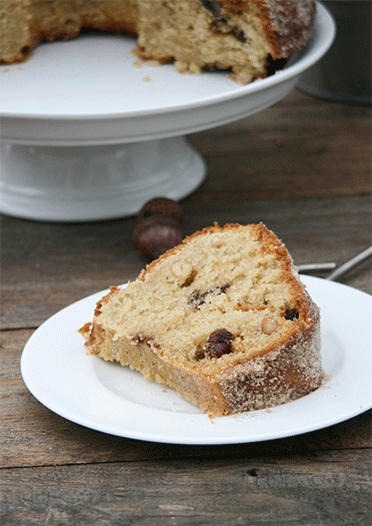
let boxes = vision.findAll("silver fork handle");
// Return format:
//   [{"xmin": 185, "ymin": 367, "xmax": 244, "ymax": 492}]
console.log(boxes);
[
  {"xmin": 326, "ymin": 246, "xmax": 372, "ymax": 281},
  {"xmin": 297, "ymin": 262, "xmax": 336, "ymax": 273}
]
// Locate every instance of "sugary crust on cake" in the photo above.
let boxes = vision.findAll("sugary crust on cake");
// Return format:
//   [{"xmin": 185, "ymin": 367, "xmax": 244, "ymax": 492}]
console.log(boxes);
[
  {"xmin": 254, "ymin": 0, "xmax": 316, "ymax": 59},
  {"xmin": 80, "ymin": 222, "xmax": 324, "ymax": 417},
  {"xmin": 217, "ymin": 302, "xmax": 322, "ymax": 413}
]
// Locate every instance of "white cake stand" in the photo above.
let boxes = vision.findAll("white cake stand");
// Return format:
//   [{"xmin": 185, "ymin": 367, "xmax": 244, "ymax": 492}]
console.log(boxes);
[{"xmin": 0, "ymin": 3, "xmax": 334, "ymax": 222}]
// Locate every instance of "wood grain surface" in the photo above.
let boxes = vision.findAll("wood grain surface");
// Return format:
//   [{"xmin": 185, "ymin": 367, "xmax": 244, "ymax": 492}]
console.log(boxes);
[{"xmin": 1, "ymin": 89, "xmax": 371, "ymax": 526}]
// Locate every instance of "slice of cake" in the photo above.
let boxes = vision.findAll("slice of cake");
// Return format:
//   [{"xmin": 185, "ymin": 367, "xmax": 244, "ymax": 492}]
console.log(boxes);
[{"xmin": 80, "ymin": 223, "xmax": 324, "ymax": 417}]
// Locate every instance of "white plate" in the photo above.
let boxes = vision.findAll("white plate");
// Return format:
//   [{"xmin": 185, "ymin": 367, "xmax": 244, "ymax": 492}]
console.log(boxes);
[{"xmin": 20, "ymin": 276, "xmax": 372, "ymax": 445}]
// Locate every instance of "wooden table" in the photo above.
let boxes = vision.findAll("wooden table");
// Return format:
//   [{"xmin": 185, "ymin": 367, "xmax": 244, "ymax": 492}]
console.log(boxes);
[{"xmin": 1, "ymin": 89, "xmax": 371, "ymax": 525}]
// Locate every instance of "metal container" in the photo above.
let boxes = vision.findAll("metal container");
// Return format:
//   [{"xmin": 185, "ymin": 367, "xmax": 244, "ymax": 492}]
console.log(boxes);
[{"xmin": 298, "ymin": 1, "xmax": 371, "ymax": 105}]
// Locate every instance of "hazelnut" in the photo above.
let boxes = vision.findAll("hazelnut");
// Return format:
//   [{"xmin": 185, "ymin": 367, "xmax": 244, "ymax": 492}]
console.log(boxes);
[
  {"xmin": 137, "ymin": 197, "xmax": 183, "ymax": 227},
  {"xmin": 171, "ymin": 259, "xmax": 194, "ymax": 280},
  {"xmin": 211, "ymin": 238, "xmax": 224, "ymax": 248},
  {"xmin": 132, "ymin": 215, "xmax": 181, "ymax": 260},
  {"xmin": 261, "ymin": 315, "xmax": 278, "ymax": 335}
]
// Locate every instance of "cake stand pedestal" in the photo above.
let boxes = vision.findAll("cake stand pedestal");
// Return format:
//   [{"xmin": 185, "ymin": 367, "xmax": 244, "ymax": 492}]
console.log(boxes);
[
  {"xmin": 0, "ymin": 138, "xmax": 205, "ymax": 221},
  {"xmin": 0, "ymin": 3, "xmax": 334, "ymax": 222}
]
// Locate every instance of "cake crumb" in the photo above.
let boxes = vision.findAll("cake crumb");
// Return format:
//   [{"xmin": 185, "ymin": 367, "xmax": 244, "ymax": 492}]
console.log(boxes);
[{"xmin": 147, "ymin": 59, "xmax": 161, "ymax": 67}]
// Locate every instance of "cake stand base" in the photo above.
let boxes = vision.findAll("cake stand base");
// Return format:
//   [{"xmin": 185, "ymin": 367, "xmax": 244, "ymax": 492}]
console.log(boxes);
[{"xmin": 0, "ymin": 136, "xmax": 206, "ymax": 222}]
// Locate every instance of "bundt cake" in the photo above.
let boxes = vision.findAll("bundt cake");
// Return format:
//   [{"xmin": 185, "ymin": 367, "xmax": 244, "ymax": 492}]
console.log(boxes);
[{"xmin": 1, "ymin": 1, "xmax": 316, "ymax": 83}]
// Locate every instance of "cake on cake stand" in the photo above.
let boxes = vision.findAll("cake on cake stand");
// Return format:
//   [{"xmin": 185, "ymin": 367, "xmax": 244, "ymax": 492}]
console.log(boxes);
[{"xmin": 0, "ymin": 3, "xmax": 334, "ymax": 222}]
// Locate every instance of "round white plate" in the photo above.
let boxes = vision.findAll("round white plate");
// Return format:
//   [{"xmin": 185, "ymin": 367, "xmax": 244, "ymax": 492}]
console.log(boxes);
[
  {"xmin": 20, "ymin": 276, "xmax": 372, "ymax": 445},
  {"xmin": 1, "ymin": 3, "xmax": 334, "ymax": 145}
]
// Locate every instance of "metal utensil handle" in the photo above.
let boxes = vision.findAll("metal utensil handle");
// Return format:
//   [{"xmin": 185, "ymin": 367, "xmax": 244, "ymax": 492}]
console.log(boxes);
[
  {"xmin": 297, "ymin": 262, "xmax": 336, "ymax": 273},
  {"xmin": 326, "ymin": 246, "xmax": 372, "ymax": 282}
]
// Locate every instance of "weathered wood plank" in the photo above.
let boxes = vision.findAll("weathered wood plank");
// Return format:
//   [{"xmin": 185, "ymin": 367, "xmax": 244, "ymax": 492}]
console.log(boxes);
[
  {"xmin": 1, "ymin": 450, "xmax": 371, "ymax": 526},
  {"xmin": 1, "ymin": 89, "xmax": 370, "ymax": 526},
  {"xmin": 186, "ymin": 89, "xmax": 371, "ymax": 203}
]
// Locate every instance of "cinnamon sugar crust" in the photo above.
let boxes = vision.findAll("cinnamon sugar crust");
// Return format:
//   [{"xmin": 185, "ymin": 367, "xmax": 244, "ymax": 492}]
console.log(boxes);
[
  {"xmin": 255, "ymin": 0, "xmax": 316, "ymax": 59},
  {"xmin": 80, "ymin": 223, "xmax": 324, "ymax": 417}
]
